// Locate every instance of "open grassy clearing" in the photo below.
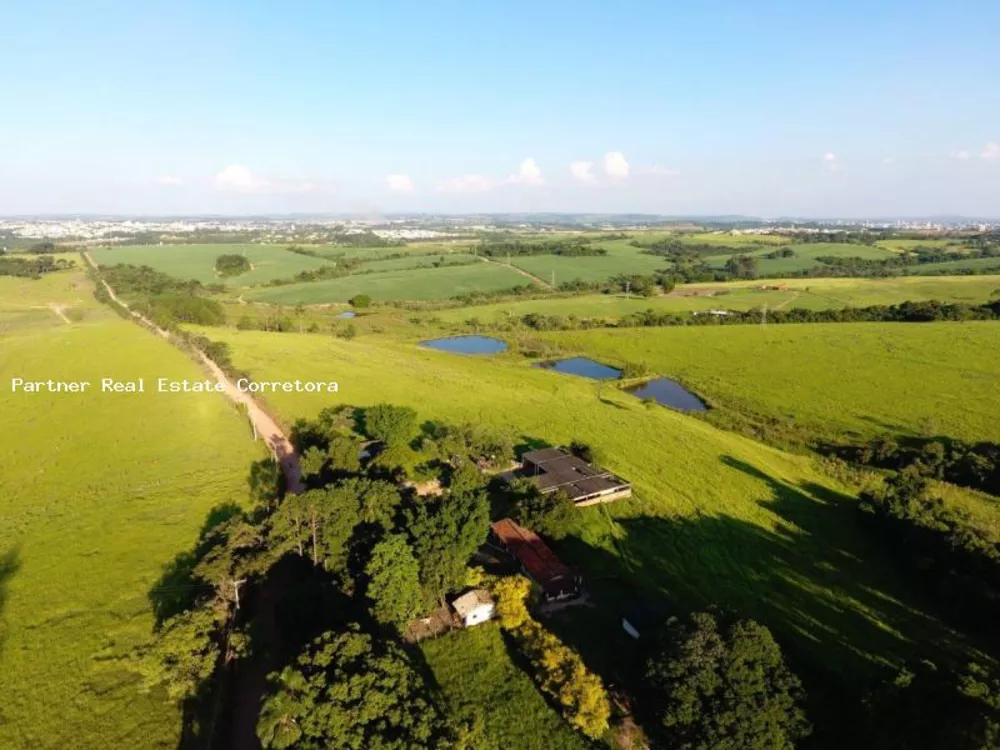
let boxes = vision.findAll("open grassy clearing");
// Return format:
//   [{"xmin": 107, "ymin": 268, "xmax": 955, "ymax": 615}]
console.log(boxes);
[
  {"xmin": 908, "ymin": 256, "xmax": 1000, "ymax": 274},
  {"xmin": 355, "ymin": 252, "xmax": 479, "ymax": 273},
  {"xmin": 420, "ymin": 623, "xmax": 586, "ymax": 750},
  {"xmin": 0, "ymin": 269, "xmax": 98, "ymax": 334},
  {"xmin": 0, "ymin": 271, "xmax": 262, "ymax": 749},
  {"xmin": 91, "ymin": 244, "xmax": 331, "ymax": 286},
  {"xmin": 705, "ymin": 243, "xmax": 897, "ymax": 274},
  {"xmin": 538, "ymin": 322, "xmax": 1000, "ymax": 444},
  {"xmin": 245, "ymin": 261, "xmax": 535, "ymax": 303},
  {"xmin": 510, "ymin": 249, "xmax": 668, "ymax": 284},
  {"xmin": 192, "ymin": 324, "xmax": 990, "ymax": 685},
  {"xmin": 678, "ymin": 232, "xmax": 792, "ymax": 246},
  {"xmin": 431, "ymin": 275, "xmax": 1000, "ymax": 322},
  {"xmin": 875, "ymin": 238, "xmax": 964, "ymax": 252}
]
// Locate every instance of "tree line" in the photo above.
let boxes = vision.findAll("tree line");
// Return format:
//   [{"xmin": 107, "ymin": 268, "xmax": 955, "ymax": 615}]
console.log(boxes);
[
  {"xmin": 0, "ymin": 254, "xmax": 75, "ymax": 278},
  {"xmin": 487, "ymin": 298, "xmax": 1000, "ymax": 333}
]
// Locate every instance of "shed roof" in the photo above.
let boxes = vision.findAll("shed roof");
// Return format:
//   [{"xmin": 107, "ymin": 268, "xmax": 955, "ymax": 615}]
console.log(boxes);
[
  {"xmin": 451, "ymin": 589, "xmax": 494, "ymax": 618},
  {"xmin": 491, "ymin": 518, "xmax": 573, "ymax": 591}
]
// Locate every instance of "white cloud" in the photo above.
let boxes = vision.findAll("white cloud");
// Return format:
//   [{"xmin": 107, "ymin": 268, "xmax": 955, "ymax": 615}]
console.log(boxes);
[
  {"xmin": 952, "ymin": 149, "xmax": 971, "ymax": 161},
  {"xmin": 436, "ymin": 174, "xmax": 495, "ymax": 194},
  {"xmin": 982, "ymin": 142, "xmax": 1000, "ymax": 161},
  {"xmin": 881, "ymin": 157, "xmax": 894, "ymax": 165},
  {"xmin": 384, "ymin": 174, "xmax": 414, "ymax": 192},
  {"xmin": 510, "ymin": 157, "xmax": 544, "ymax": 186},
  {"xmin": 823, "ymin": 152, "xmax": 837, "ymax": 162},
  {"xmin": 215, "ymin": 165, "xmax": 270, "ymax": 192},
  {"xmin": 822, "ymin": 152, "xmax": 842, "ymax": 172},
  {"xmin": 214, "ymin": 165, "xmax": 319, "ymax": 194},
  {"xmin": 603, "ymin": 151, "xmax": 629, "ymax": 180},
  {"xmin": 155, "ymin": 175, "xmax": 182, "ymax": 186},
  {"xmin": 569, "ymin": 161, "xmax": 596, "ymax": 184}
]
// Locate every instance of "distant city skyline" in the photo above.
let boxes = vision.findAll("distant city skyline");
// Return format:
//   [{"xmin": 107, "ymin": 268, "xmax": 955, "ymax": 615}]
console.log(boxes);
[{"xmin": 3, "ymin": 1, "xmax": 998, "ymax": 216}]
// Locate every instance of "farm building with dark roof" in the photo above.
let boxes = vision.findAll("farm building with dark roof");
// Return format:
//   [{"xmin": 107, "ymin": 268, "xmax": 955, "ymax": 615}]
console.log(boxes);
[{"xmin": 520, "ymin": 447, "xmax": 631, "ymax": 506}]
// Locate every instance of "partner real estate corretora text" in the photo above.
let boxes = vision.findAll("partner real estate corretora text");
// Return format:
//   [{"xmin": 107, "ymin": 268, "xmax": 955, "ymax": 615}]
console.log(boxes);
[{"xmin": 8, "ymin": 378, "xmax": 340, "ymax": 394}]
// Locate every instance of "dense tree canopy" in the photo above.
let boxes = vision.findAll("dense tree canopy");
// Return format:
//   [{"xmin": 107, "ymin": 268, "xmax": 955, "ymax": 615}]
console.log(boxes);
[
  {"xmin": 257, "ymin": 625, "xmax": 453, "ymax": 749},
  {"xmin": 645, "ymin": 611, "xmax": 811, "ymax": 750}
]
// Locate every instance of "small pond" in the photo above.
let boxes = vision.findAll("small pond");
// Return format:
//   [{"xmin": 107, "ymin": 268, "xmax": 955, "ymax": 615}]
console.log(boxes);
[
  {"xmin": 627, "ymin": 378, "xmax": 707, "ymax": 412},
  {"xmin": 534, "ymin": 357, "xmax": 622, "ymax": 380},
  {"xmin": 420, "ymin": 335, "xmax": 508, "ymax": 354},
  {"xmin": 336, "ymin": 310, "xmax": 357, "ymax": 319}
]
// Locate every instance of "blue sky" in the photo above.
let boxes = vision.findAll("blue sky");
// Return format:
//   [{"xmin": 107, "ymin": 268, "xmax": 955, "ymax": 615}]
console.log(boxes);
[{"xmin": 2, "ymin": 0, "xmax": 999, "ymax": 216}]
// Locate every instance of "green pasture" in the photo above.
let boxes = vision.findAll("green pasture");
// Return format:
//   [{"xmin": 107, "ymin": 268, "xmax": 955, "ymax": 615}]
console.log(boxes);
[
  {"xmin": 540, "ymin": 322, "xmax": 1000, "ymax": 444},
  {"xmin": 511, "ymin": 249, "xmax": 668, "ymax": 285},
  {"xmin": 90, "ymin": 244, "xmax": 331, "ymax": 286},
  {"xmin": 704, "ymin": 243, "xmax": 896, "ymax": 274},
  {"xmin": 0, "ymin": 272, "xmax": 262, "ymax": 748},
  {"xmin": 244, "ymin": 261, "xmax": 535, "ymax": 304},
  {"xmin": 677, "ymin": 232, "xmax": 792, "ymax": 246},
  {"xmin": 193, "ymin": 323, "xmax": 990, "ymax": 687},
  {"xmin": 356, "ymin": 252, "xmax": 479, "ymax": 273},
  {"xmin": 420, "ymin": 623, "xmax": 586, "ymax": 749},
  {"xmin": 875, "ymin": 238, "xmax": 963, "ymax": 252},
  {"xmin": 432, "ymin": 275, "xmax": 1000, "ymax": 322},
  {"xmin": 909, "ymin": 256, "xmax": 1000, "ymax": 274}
]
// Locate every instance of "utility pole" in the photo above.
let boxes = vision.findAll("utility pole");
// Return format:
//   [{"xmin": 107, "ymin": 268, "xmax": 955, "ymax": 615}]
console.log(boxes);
[
  {"xmin": 551, "ymin": 269, "xmax": 555, "ymax": 288},
  {"xmin": 761, "ymin": 303, "xmax": 768, "ymax": 330},
  {"xmin": 625, "ymin": 280, "xmax": 631, "ymax": 300}
]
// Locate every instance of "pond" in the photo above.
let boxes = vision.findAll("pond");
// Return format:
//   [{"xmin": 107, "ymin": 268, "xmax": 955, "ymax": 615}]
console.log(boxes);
[
  {"xmin": 336, "ymin": 310, "xmax": 357, "ymax": 319},
  {"xmin": 420, "ymin": 335, "xmax": 508, "ymax": 354},
  {"xmin": 534, "ymin": 357, "xmax": 622, "ymax": 380},
  {"xmin": 627, "ymin": 378, "xmax": 707, "ymax": 412}
]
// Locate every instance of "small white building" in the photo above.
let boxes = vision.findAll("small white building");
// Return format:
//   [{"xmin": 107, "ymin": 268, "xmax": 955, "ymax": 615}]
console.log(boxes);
[{"xmin": 451, "ymin": 589, "xmax": 495, "ymax": 628}]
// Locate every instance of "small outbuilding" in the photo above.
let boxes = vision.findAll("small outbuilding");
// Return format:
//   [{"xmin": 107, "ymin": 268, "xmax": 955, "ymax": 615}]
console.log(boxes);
[{"xmin": 451, "ymin": 589, "xmax": 495, "ymax": 628}]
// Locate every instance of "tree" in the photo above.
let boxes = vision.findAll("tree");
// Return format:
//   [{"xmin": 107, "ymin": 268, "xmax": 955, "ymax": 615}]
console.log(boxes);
[
  {"xmin": 349, "ymin": 294, "xmax": 372, "ymax": 308},
  {"xmin": 328, "ymin": 434, "xmax": 361, "ymax": 475},
  {"xmin": 508, "ymin": 478, "xmax": 576, "ymax": 540},
  {"xmin": 257, "ymin": 624, "xmax": 453, "ymax": 749},
  {"xmin": 134, "ymin": 607, "xmax": 222, "ymax": 702},
  {"xmin": 645, "ymin": 611, "xmax": 811, "ymax": 750},
  {"xmin": 725, "ymin": 254, "xmax": 759, "ymax": 280},
  {"xmin": 364, "ymin": 403, "xmax": 418, "ymax": 447},
  {"xmin": 405, "ymin": 487, "xmax": 490, "ymax": 602},
  {"xmin": 492, "ymin": 575, "xmax": 532, "ymax": 630},
  {"xmin": 365, "ymin": 534, "xmax": 423, "ymax": 629}
]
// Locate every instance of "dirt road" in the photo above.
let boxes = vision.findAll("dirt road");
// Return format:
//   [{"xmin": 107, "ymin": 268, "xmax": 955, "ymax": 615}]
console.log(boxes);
[
  {"xmin": 82, "ymin": 251, "xmax": 303, "ymax": 493},
  {"xmin": 477, "ymin": 254, "xmax": 553, "ymax": 289}
]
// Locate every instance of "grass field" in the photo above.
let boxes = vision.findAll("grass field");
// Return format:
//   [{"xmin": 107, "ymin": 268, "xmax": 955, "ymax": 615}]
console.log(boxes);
[
  {"xmin": 91, "ymin": 244, "xmax": 332, "ymax": 286},
  {"xmin": 510, "ymin": 241, "xmax": 670, "ymax": 284},
  {"xmin": 538, "ymin": 322, "xmax": 1000, "ymax": 444},
  {"xmin": 875, "ymin": 238, "xmax": 963, "ymax": 252},
  {"xmin": 355, "ymin": 252, "xmax": 479, "ymax": 273},
  {"xmin": 245, "ymin": 261, "xmax": 535, "ymax": 304},
  {"xmin": 0, "ymin": 271, "xmax": 262, "ymax": 749},
  {"xmin": 420, "ymin": 623, "xmax": 586, "ymax": 750},
  {"xmin": 432, "ymin": 275, "xmax": 1000, "ymax": 322},
  {"xmin": 190, "ymin": 324, "xmax": 992, "ymax": 687},
  {"xmin": 909, "ymin": 256, "xmax": 1000, "ymax": 274},
  {"xmin": 705, "ymin": 243, "xmax": 897, "ymax": 274},
  {"xmin": 677, "ymin": 232, "xmax": 792, "ymax": 246}
]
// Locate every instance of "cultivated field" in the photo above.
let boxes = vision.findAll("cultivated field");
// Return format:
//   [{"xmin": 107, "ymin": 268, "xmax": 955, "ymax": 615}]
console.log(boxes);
[
  {"xmin": 433, "ymin": 275, "xmax": 1000, "ymax": 322},
  {"xmin": 421, "ymin": 623, "xmax": 585, "ymax": 750},
  {"xmin": 704, "ymin": 243, "xmax": 897, "ymax": 274},
  {"xmin": 510, "ymin": 248, "xmax": 668, "ymax": 285},
  {"xmin": 91, "ymin": 244, "xmax": 332, "ymax": 286},
  {"xmin": 539, "ymin": 322, "xmax": 1000, "ymax": 444},
  {"xmin": 245, "ymin": 261, "xmax": 535, "ymax": 304},
  {"xmin": 190, "ymin": 324, "xmax": 988, "ymax": 685},
  {"xmin": 0, "ymin": 271, "xmax": 262, "ymax": 748}
]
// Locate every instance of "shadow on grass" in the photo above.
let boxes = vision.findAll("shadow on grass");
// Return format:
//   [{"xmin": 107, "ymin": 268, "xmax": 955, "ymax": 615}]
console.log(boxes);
[
  {"xmin": 543, "ymin": 455, "xmax": 984, "ymax": 745},
  {"xmin": 0, "ymin": 546, "xmax": 20, "ymax": 655}
]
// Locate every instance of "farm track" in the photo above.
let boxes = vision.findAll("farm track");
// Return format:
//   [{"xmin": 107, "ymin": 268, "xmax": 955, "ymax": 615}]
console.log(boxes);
[
  {"xmin": 82, "ymin": 251, "xmax": 303, "ymax": 493},
  {"xmin": 477, "ymin": 254, "xmax": 552, "ymax": 289}
]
